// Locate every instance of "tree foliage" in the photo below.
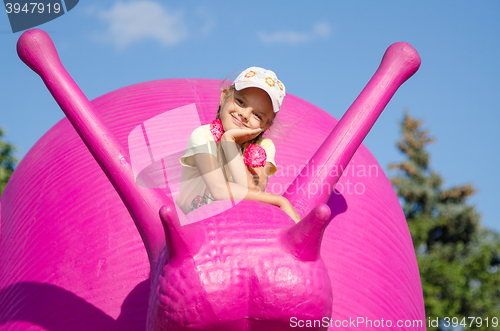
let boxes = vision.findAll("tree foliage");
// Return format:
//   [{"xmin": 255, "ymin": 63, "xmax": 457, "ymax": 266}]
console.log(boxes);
[
  {"xmin": 390, "ymin": 113, "xmax": 500, "ymax": 330},
  {"xmin": 0, "ymin": 127, "xmax": 17, "ymax": 196}
]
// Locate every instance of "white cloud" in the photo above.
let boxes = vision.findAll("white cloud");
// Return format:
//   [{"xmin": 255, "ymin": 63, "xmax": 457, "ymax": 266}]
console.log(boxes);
[
  {"xmin": 258, "ymin": 22, "xmax": 332, "ymax": 45},
  {"xmin": 312, "ymin": 22, "xmax": 331, "ymax": 39},
  {"xmin": 97, "ymin": 1, "xmax": 188, "ymax": 49},
  {"xmin": 195, "ymin": 7, "xmax": 216, "ymax": 36}
]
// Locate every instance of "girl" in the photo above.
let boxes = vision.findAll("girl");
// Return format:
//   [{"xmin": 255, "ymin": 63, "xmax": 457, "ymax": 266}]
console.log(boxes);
[{"xmin": 175, "ymin": 67, "xmax": 300, "ymax": 223}]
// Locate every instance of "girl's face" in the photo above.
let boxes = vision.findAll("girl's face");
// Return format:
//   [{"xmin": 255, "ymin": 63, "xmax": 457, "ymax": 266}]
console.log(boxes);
[{"xmin": 219, "ymin": 87, "xmax": 274, "ymax": 135}]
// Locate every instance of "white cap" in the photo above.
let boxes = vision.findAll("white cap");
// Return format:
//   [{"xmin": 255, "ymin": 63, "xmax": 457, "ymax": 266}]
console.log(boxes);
[{"xmin": 233, "ymin": 67, "xmax": 286, "ymax": 113}]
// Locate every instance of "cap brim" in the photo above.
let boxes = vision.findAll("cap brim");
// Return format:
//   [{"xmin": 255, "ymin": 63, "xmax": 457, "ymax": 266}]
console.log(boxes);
[{"xmin": 234, "ymin": 81, "xmax": 280, "ymax": 113}]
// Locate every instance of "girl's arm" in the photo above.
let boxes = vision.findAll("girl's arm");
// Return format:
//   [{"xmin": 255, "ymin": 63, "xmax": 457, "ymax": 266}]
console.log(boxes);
[
  {"xmin": 220, "ymin": 128, "xmax": 264, "ymax": 188},
  {"xmin": 220, "ymin": 135, "xmax": 249, "ymax": 187},
  {"xmin": 220, "ymin": 129, "xmax": 273, "ymax": 192},
  {"xmin": 221, "ymin": 136, "xmax": 272, "ymax": 192},
  {"xmin": 190, "ymin": 152, "xmax": 300, "ymax": 222},
  {"xmin": 246, "ymin": 162, "xmax": 272, "ymax": 192}
]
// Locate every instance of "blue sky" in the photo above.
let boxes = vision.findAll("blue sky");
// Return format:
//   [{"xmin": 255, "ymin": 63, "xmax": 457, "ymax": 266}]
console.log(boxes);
[{"xmin": 1, "ymin": 1, "xmax": 499, "ymax": 231}]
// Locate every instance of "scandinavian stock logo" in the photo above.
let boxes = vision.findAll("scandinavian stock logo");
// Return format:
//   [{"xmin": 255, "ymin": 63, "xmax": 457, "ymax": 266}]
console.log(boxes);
[{"xmin": 4, "ymin": 0, "xmax": 79, "ymax": 33}]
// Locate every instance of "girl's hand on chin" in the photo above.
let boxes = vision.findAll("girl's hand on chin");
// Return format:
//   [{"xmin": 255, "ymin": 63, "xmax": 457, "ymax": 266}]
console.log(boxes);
[{"xmin": 222, "ymin": 128, "xmax": 263, "ymax": 145}]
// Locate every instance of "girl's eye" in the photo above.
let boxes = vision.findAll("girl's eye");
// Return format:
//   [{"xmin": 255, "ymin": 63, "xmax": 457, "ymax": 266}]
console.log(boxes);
[
  {"xmin": 236, "ymin": 98, "xmax": 244, "ymax": 106},
  {"xmin": 254, "ymin": 113, "xmax": 262, "ymax": 120}
]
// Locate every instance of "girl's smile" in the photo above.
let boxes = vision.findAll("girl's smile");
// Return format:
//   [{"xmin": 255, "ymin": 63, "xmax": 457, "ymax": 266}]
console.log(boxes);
[{"xmin": 231, "ymin": 114, "xmax": 249, "ymax": 128}]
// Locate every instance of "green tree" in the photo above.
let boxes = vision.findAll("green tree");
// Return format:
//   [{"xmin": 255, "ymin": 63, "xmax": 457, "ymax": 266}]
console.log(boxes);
[
  {"xmin": 390, "ymin": 113, "xmax": 500, "ymax": 330},
  {"xmin": 0, "ymin": 127, "xmax": 17, "ymax": 196}
]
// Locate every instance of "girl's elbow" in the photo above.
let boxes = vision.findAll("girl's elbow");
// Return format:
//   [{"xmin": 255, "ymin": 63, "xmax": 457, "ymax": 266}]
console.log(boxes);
[
  {"xmin": 211, "ymin": 192, "xmax": 225, "ymax": 201},
  {"xmin": 209, "ymin": 183, "xmax": 230, "ymax": 201},
  {"xmin": 256, "ymin": 180, "xmax": 268, "ymax": 193}
]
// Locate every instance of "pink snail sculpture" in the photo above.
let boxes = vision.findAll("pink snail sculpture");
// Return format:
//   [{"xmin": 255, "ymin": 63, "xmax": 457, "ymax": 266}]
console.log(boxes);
[{"xmin": 0, "ymin": 29, "xmax": 424, "ymax": 330}]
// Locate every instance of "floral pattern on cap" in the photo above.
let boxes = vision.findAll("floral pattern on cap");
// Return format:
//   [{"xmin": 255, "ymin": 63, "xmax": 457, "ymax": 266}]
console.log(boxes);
[{"xmin": 234, "ymin": 67, "xmax": 286, "ymax": 113}]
